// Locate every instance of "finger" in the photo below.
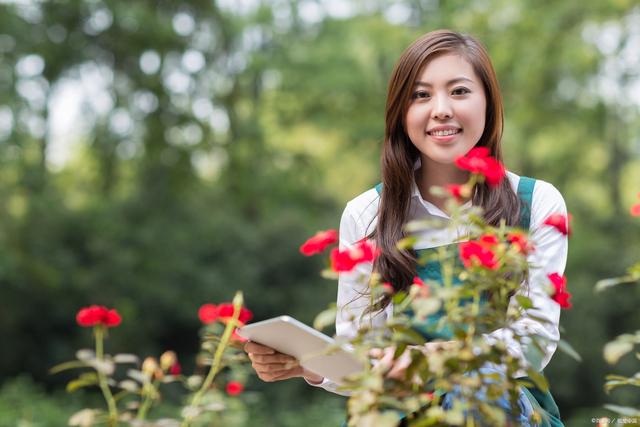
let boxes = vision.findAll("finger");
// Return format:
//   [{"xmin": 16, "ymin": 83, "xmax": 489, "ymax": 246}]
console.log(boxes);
[
  {"xmin": 257, "ymin": 365, "xmax": 303, "ymax": 382},
  {"xmin": 244, "ymin": 341, "xmax": 276, "ymax": 355},
  {"xmin": 253, "ymin": 361, "xmax": 300, "ymax": 373},
  {"xmin": 248, "ymin": 353, "xmax": 297, "ymax": 364}
]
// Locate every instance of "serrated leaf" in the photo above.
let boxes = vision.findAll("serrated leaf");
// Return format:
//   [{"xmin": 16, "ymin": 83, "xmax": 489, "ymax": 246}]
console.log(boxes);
[
  {"xmin": 557, "ymin": 339, "xmax": 582, "ymax": 362},
  {"xmin": 313, "ymin": 305, "xmax": 337, "ymax": 331}
]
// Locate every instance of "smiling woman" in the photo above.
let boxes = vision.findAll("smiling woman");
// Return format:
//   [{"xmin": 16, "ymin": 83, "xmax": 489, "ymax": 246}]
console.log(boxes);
[{"xmin": 244, "ymin": 29, "xmax": 570, "ymax": 427}]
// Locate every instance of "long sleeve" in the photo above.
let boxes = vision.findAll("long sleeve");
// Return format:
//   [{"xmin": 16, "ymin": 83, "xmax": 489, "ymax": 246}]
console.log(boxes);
[
  {"xmin": 483, "ymin": 180, "xmax": 569, "ymax": 375},
  {"xmin": 306, "ymin": 191, "xmax": 390, "ymax": 395}
]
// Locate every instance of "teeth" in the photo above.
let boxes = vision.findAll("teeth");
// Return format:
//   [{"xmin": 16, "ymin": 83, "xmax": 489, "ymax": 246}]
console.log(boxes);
[{"xmin": 431, "ymin": 129, "xmax": 459, "ymax": 136}]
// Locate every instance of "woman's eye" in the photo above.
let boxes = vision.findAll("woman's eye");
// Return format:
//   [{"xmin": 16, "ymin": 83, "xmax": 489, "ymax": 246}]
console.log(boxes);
[
  {"xmin": 412, "ymin": 90, "xmax": 430, "ymax": 99},
  {"xmin": 452, "ymin": 87, "xmax": 471, "ymax": 95}
]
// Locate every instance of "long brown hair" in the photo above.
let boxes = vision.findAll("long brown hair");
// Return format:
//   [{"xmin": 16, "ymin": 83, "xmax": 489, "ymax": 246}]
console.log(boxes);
[{"xmin": 374, "ymin": 30, "xmax": 522, "ymax": 304}]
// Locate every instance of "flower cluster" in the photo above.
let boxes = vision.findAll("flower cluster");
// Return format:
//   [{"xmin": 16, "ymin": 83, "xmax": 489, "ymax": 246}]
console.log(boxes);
[
  {"xmin": 330, "ymin": 239, "xmax": 379, "ymax": 272},
  {"xmin": 299, "ymin": 228, "xmax": 379, "ymax": 273},
  {"xmin": 454, "ymin": 146, "xmax": 506, "ymax": 187},
  {"xmin": 299, "ymin": 229, "xmax": 338, "ymax": 255},
  {"xmin": 543, "ymin": 213, "xmax": 571, "ymax": 236},
  {"xmin": 198, "ymin": 302, "xmax": 253, "ymax": 326},
  {"xmin": 459, "ymin": 235, "xmax": 500, "ymax": 270},
  {"xmin": 547, "ymin": 273, "xmax": 571, "ymax": 308},
  {"xmin": 76, "ymin": 305, "xmax": 122, "ymax": 328}
]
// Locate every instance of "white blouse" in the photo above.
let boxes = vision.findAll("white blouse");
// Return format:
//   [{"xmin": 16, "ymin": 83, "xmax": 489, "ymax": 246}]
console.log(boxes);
[{"xmin": 309, "ymin": 170, "xmax": 569, "ymax": 395}]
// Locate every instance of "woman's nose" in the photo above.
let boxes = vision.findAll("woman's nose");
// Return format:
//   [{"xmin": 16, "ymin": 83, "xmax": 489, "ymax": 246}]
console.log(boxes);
[{"xmin": 431, "ymin": 95, "xmax": 453, "ymax": 120}]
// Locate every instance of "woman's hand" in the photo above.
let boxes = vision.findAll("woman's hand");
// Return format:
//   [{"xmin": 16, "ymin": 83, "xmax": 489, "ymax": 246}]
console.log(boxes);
[
  {"xmin": 370, "ymin": 341, "xmax": 458, "ymax": 380},
  {"xmin": 243, "ymin": 341, "xmax": 324, "ymax": 384}
]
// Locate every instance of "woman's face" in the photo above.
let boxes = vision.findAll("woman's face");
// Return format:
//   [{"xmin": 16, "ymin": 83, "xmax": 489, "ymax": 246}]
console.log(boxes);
[{"xmin": 405, "ymin": 53, "xmax": 487, "ymax": 165}]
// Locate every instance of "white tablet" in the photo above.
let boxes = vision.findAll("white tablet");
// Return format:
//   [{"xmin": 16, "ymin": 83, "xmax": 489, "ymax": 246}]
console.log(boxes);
[{"xmin": 237, "ymin": 315, "xmax": 363, "ymax": 385}]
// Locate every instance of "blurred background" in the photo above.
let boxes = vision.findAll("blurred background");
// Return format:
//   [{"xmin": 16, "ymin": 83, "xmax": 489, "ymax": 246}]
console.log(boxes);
[{"xmin": 0, "ymin": 0, "xmax": 639, "ymax": 425}]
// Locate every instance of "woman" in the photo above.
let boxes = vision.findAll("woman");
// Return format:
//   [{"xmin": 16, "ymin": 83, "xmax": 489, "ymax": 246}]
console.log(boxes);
[{"xmin": 245, "ymin": 29, "xmax": 568, "ymax": 426}]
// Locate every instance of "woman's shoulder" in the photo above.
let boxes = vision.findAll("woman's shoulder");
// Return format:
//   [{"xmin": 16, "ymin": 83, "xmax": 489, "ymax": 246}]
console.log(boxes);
[
  {"xmin": 507, "ymin": 171, "xmax": 567, "ymax": 228},
  {"xmin": 340, "ymin": 186, "xmax": 380, "ymax": 239}
]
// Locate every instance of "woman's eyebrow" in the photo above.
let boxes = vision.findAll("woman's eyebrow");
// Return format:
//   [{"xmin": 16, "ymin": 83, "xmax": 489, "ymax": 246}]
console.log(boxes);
[{"xmin": 414, "ymin": 77, "xmax": 474, "ymax": 87}]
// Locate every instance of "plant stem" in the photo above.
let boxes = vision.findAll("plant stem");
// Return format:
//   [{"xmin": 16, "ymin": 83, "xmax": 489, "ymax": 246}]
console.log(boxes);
[
  {"xmin": 181, "ymin": 292, "xmax": 243, "ymax": 427},
  {"xmin": 94, "ymin": 326, "xmax": 119, "ymax": 426},
  {"xmin": 137, "ymin": 378, "xmax": 160, "ymax": 420}
]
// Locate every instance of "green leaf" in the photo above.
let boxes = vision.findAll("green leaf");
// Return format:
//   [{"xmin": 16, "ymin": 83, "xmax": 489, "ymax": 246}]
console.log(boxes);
[
  {"xmin": 603, "ymin": 404, "xmax": 640, "ymax": 416},
  {"xmin": 515, "ymin": 295, "xmax": 533, "ymax": 309},
  {"xmin": 396, "ymin": 236, "xmax": 417, "ymax": 250},
  {"xmin": 66, "ymin": 372, "xmax": 99, "ymax": 392},
  {"xmin": 49, "ymin": 360, "xmax": 89, "ymax": 374},
  {"xmin": 557, "ymin": 339, "xmax": 582, "ymax": 362},
  {"xmin": 595, "ymin": 276, "xmax": 638, "ymax": 293},
  {"xmin": 604, "ymin": 340, "xmax": 634, "ymax": 365},
  {"xmin": 526, "ymin": 369, "xmax": 549, "ymax": 393},
  {"xmin": 313, "ymin": 305, "xmax": 337, "ymax": 331}
]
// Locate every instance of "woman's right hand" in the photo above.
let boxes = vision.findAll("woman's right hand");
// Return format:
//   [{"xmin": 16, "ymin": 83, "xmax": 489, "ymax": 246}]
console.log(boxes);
[{"xmin": 243, "ymin": 341, "xmax": 324, "ymax": 384}]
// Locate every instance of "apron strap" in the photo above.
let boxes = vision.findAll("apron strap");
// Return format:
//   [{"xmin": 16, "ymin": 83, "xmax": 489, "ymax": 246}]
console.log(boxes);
[{"xmin": 516, "ymin": 176, "xmax": 536, "ymax": 231}]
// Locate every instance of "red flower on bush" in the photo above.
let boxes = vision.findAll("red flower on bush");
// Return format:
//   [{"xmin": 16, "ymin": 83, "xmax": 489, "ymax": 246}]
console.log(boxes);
[
  {"xmin": 76, "ymin": 305, "xmax": 122, "ymax": 328},
  {"xmin": 198, "ymin": 303, "xmax": 253, "ymax": 326},
  {"xmin": 454, "ymin": 147, "xmax": 506, "ymax": 187},
  {"xmin": 631, "ymin": 193, "xmax": 640, "ymax": 217},
  {"xmin": 330, "ymin": 239, "xmax": 379, "ymax": 273},
  {"xmin": 169, "ymin": 361, "xmax": 181, "ymax": 376},
  {"xmin": 445, "ymin": 184, "xmax": 466, "ymax": 201},
  {"xmin": 548, "ymin": 273, "xmax": 572, "ymax": 308},
  {"xmin": 198, "ymin": 303, "xmax": 219, "ymax": 324},
  {"xmin": 478, "ymin": 233, "xmax": 499, "ymax": 248},
  {"xmin": 543, "ymin": 213, "xmax": 571, "ymax": 236},
  {"xmin": 225, "ymin": 381, "xmax": 244, "ymax": 396},
  {"xmin": 412, "ymin": 276, "xmax": 426, "ymax": 288},
  {"xmin": 300, "ymin": 229, "xmax": 338, "ymax": 256},
  {"xmin": 507, "ymin": 231, "xmax": 533, "ymax": 255},
  {"xmin": 459, "ymin": 240, "xmax": 499, "ymax": 270},
  {"xmin": 217, "ymin": 304, "xmax": 253, "ymax": 325}
]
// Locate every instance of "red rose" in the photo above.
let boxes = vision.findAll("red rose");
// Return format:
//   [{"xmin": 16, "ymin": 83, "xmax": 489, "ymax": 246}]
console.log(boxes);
[
  {"xmin": 631, "ymin": 193, "xmax": 640, "ymax": 217},
  {"xmin": 330, "ymin": 239, "xmax": 379, "ymax": 273},
  {"xmin": 169, "ymin": 361, "xmax": 181, "ymax": 376},
  {"xmin": 543, "ymin": 213, "xmax": 571, "ymax": 236},
  {"xmin": 507, "ymin": 231, "xmax": 533, "ymax": 255},
  {"xmin": 225, "ymin": 381, "xmax": 244, "ymax": 396},
  {"xmin": 548, "ymin": 273, "xmax": 572, "ymax": 309},
  {"xmin": 479, "ymin": 233, "xmax": 499, "ymax": 248},
  {"xmin": 455, "ymin": 147, "xmax": 506, "ymax": 187},
  {"xmin": 445, "ymin": 184, "xmax": 464, "ymax": 201},
  {"xmin": 198, "ymin": 304, "xmax": 218, "ymax": 324},
  {"xmin": 217, "ymin": 303, "xmax": 253, "ymax": 326},
  {"xmin": 300, "ymin": 229, "xmax": 338, "ymax": 256},
  {"xmin": 459, "ymin": 240, "xmax": 499, "ymax": 270},
  {"xmin": 76, "ymin": 305, "xmax": 121, "ymax": 328},
  {"xmin": 412, "ymin": 276, "xmax": 426, "ymax": 287}
]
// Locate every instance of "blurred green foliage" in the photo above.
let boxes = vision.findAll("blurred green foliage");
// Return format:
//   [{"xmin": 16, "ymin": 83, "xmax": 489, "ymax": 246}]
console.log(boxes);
[{"xmin": 0, "ymin": 0, "xmax": 639, "ymax": 425}]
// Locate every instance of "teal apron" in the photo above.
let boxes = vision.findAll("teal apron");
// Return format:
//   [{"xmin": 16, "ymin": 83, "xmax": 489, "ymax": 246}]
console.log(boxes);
[{"xmin": 348, "ymin": 177, "xmax": 562, "ymax": 426}]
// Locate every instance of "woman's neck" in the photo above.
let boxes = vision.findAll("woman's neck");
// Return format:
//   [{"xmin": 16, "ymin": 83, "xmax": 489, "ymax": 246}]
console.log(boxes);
[{"xmin": 415, "ymin": 155, "xmax": 471, "ymax": 210}]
